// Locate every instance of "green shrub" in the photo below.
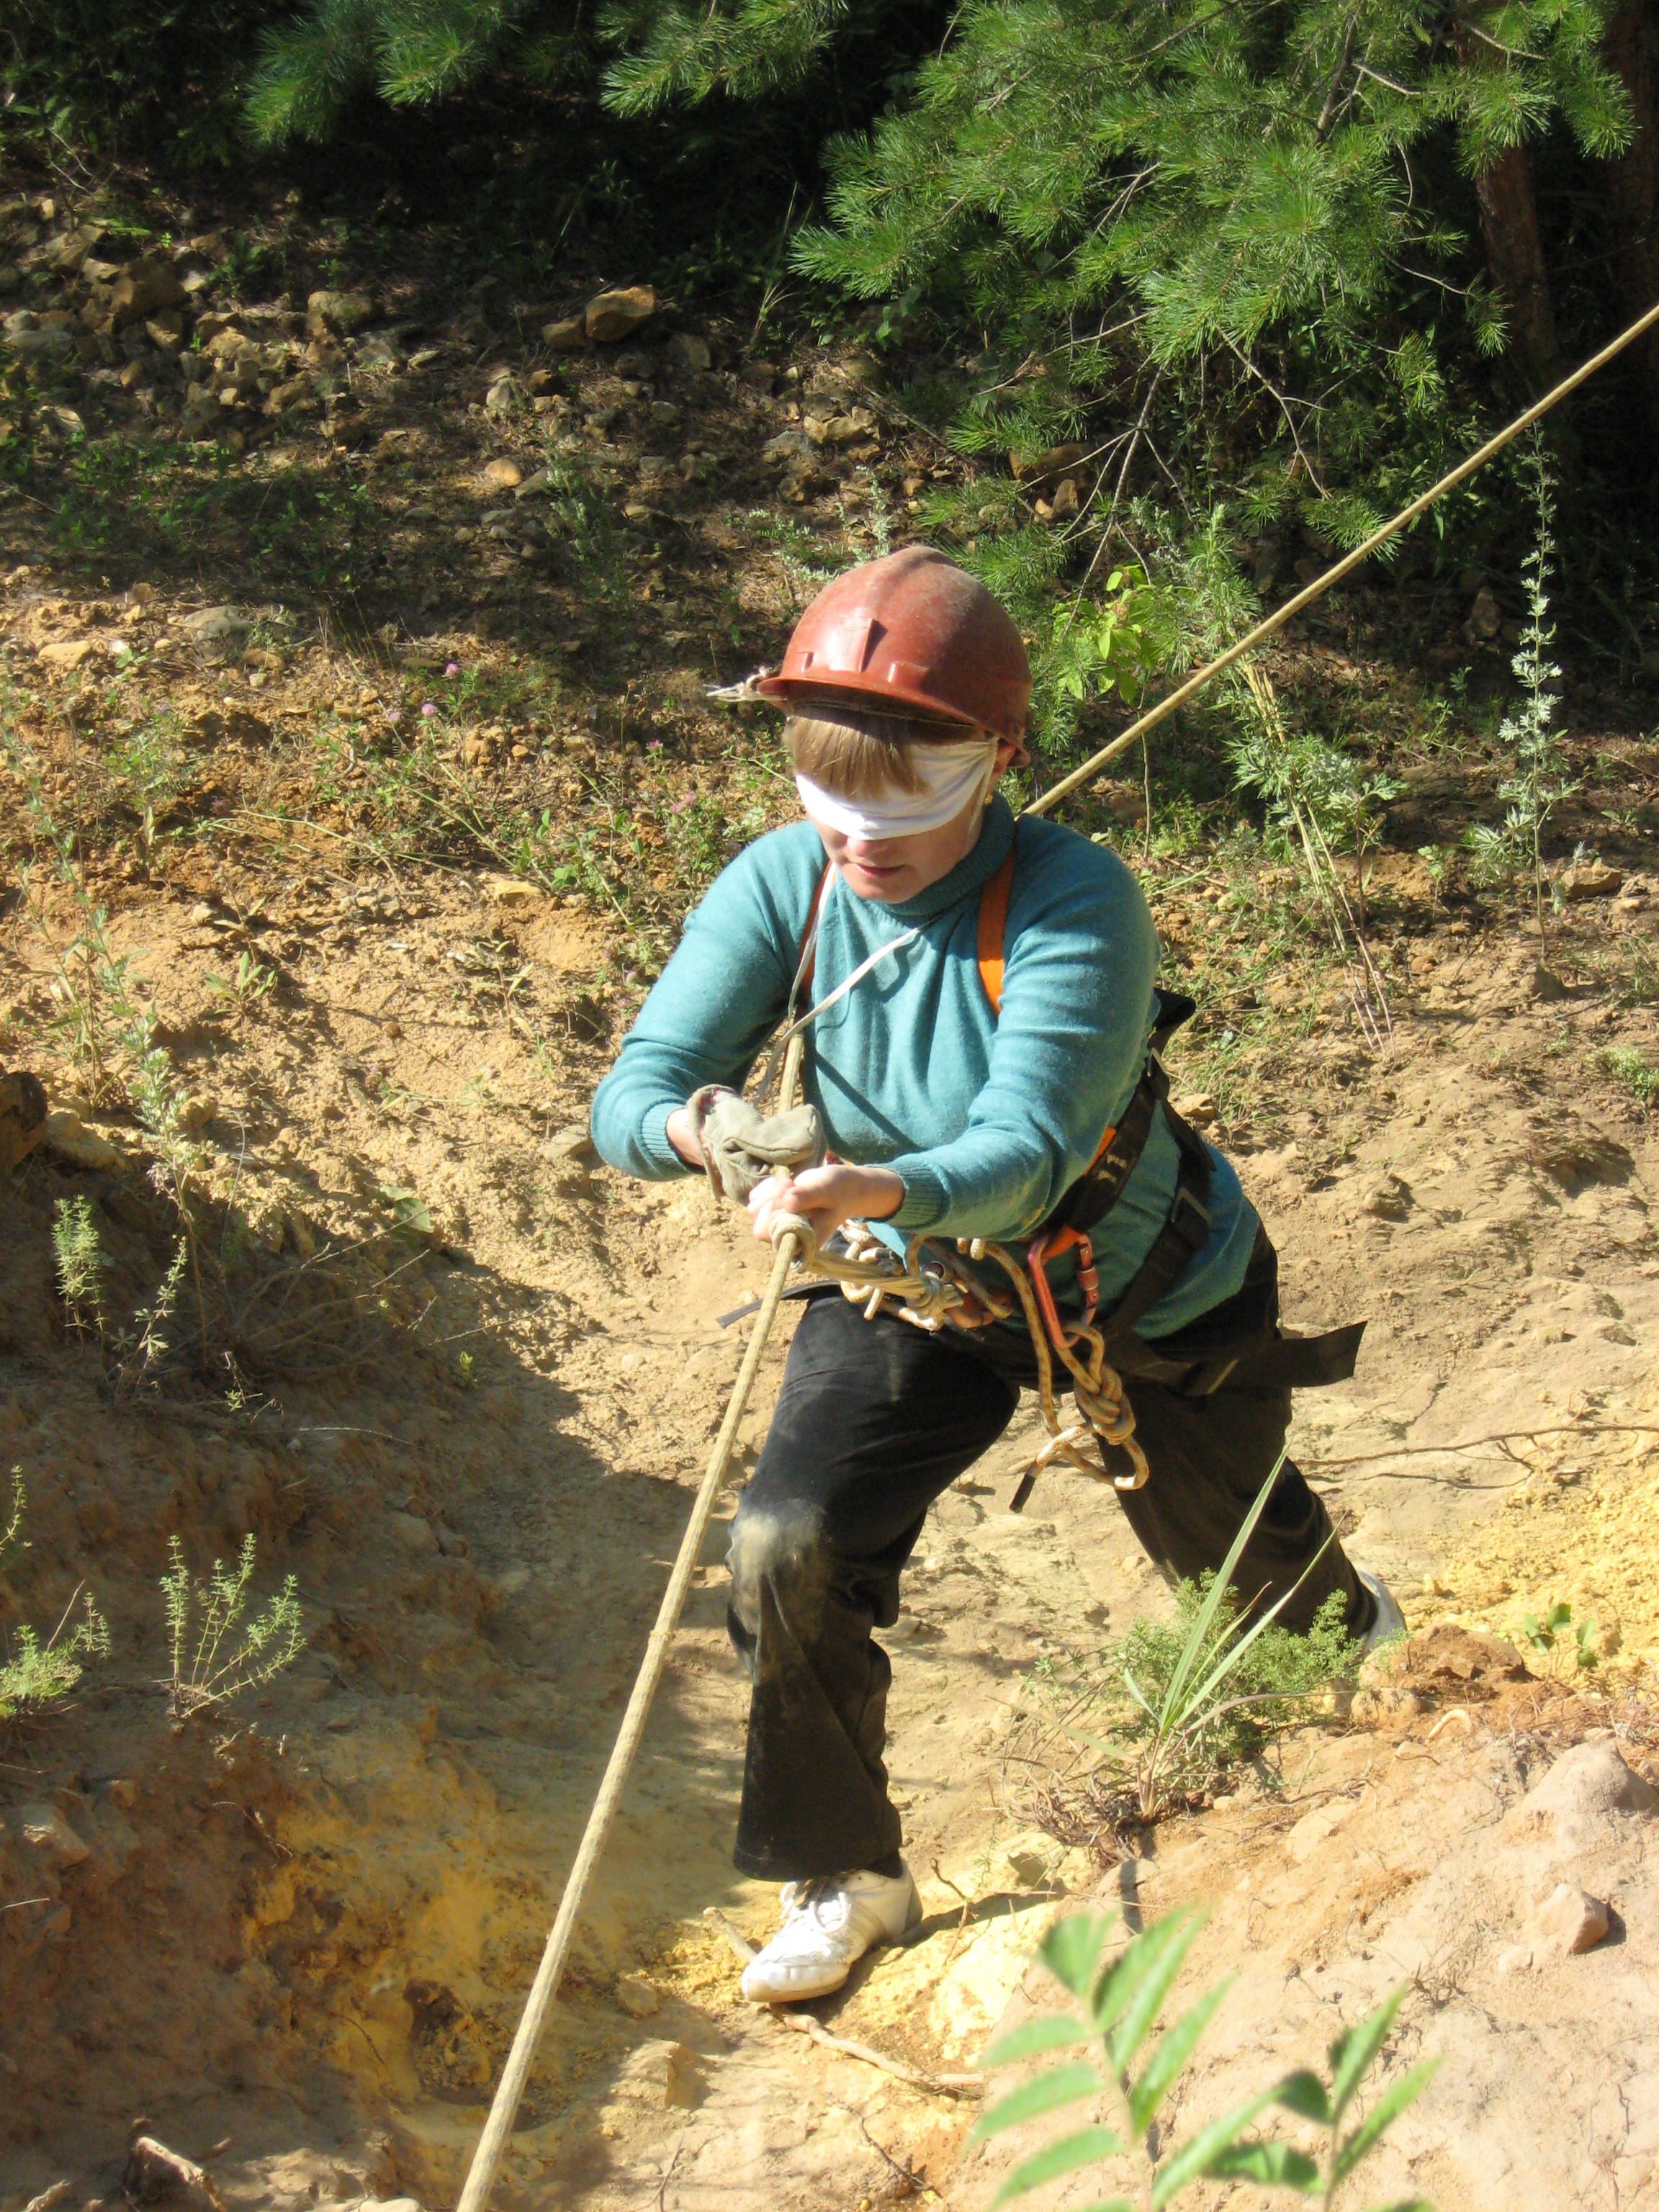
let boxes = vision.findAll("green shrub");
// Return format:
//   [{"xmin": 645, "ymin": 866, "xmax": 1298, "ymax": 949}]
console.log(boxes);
[{"xmin": 0, "ymin": 1475, "xmax": 112, "ymax": 1724}]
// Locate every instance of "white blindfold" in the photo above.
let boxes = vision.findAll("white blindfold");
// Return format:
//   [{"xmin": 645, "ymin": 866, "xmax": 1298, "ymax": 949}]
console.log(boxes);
[{"xmin": 795, "ymin": 739, "xmax": 998, "ymax": 841}]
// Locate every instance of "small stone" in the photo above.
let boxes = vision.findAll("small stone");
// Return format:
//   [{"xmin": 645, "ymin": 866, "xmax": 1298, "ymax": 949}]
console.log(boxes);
[
  {"xmin": 307, "ymin": 288, "xmax": 374, "ymax": 336},
  {"xmin": 180, "ymin": 606, "xmax": 251, "ymax": 660},
  {"xmin": 1465, "ymin": 585, "xmax": 1502, "ymax": 642},
  {"xmin": 1559, "ymin": 860, "xmax": 1624, "ymax": 902},
  {"xmin": 546, "ymin": 1122, "xmax": 595, "ymax": 1163},
  {"xmin": 144, "ymin": 310, "xmax": 184, "ymax": 352},
  {"xmin": 1496, "ymin": 1943, "xmax": 1535, "ymax": 1974},
  {"xmin": 19, "ymin": 1803, "xmax": 91, "ymax": 1869},
  {"xmin": 387, "ymin": 1511, "xmax": 439, "ymax": 1555},
  {"xmin": 485, "ymin": 873, "xmax": 539, "ymax": 909},
  {"xmin": 1283, "ymin": 1798, "xmax": 1356, "ymax": 1864},
  {"xmin": 585, "ymin": 285, "xmax": 656, "ymax": 343},
  {"xmin": 1349, "ymin": 1686, "xmax": 1422, "ymax": 1727},
  {"xmin": 37, "ymin": 639, "xmax": 94, "ymax": 672},
  {"xmin": 541, "ymin": 315, "xmax": 588, "ymax": 351},
  {"xmin": 1525, "ymin": 1881, "xmax": 1609, "ymax": 1958},
  {"xmin": 1362, "ymin": 1173, "xmax": 1412, "ymax": 1221},
  {"xmin": 1173, "ymin": 1092, "xmax": 1217, "ymax": 1126},
  {"xmin": 484, "ymin": 377, "xmax": 519, "ymax": 415},
  {"xmin": 1012, "ymin": 441, "xmax": 1087, "ymax": 484},
  {"xmin": 665, "ymin": 331, "xmax": 711, "ymax": 374},
  {"xmin": 108, "ymin": 255, "xmax": 186, "ymax": 329},
  {"xmin": 614, "ymin": 1974, "xmax": 660, "ymax": 2019},
  {"xmin": 42, "ymin": 1110, "xmax": 118, "ymax": 1172},
  {"xmin": 482, "ymin": 457, "xmax": 522, "ymax": 490},
  {"xmin": 176, "ymin": 1094, "xmax": 217, "ymax": 1134}
]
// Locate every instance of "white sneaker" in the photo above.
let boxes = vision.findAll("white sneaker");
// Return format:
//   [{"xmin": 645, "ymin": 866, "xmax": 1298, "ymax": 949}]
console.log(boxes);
[
  {"xmin": 1356, "ymin": 1566, "xmax": 1406, "ymax": 1655},
  {"xmin": 739, "ymin": 1863, "xmax": 922, "ymax": 2005}
]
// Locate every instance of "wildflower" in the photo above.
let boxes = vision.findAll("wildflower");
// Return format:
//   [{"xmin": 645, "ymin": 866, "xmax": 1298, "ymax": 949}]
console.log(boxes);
[
  {"xmin": 445, "ymin": 660, "xmax": 461, "ymax": 678},
  {"xmin": 421, "ymin": 701, "xmax": 438, "ymax": 716}
]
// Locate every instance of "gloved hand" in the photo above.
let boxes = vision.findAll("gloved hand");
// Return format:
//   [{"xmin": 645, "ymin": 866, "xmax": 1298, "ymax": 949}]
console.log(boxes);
[{"xmin": 688, "ymin": 1084, "xmax": 827, "ymax": 1205}]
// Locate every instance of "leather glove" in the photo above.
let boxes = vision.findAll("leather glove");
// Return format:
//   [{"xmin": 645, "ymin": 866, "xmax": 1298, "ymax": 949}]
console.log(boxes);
[{"xmin": 688, "ymin": 1084, "xmax": 827, "ymax": 1205}]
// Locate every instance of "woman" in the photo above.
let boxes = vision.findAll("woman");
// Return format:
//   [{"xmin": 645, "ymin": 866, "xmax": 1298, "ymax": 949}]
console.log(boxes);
[{"xmin": 591, "ymin": 547, "xmax": 1399, "ymax": 2004}]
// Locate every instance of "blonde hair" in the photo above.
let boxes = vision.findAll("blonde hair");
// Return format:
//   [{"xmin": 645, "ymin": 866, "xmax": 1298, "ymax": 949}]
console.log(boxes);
[{"xmin": 783, "ymin": 703, "xmax": 989, "ymax": 799}]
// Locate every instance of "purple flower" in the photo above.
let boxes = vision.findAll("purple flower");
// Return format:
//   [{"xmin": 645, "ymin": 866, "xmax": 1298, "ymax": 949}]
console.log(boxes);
[
  {"xmin": 385, "ymin": 706, "xmax": 403, "ymax": 724},
  {"xmin": 647, "ymin": 738, "xmax": 662, "ymax": 752},
  {"xmin": 444, "ymin": 660, "xmax": 461, "ymax": 678},
  {"xmin": 421, "ymin": 701, "xmax": 438, "ymax": 716}
]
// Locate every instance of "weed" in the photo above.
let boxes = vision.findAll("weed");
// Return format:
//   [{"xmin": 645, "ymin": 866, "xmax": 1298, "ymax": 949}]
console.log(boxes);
[
  {"xmin": 204, "ymin": 948, "xmax": 278, "ymax": 1011},
  {"xmin": 161, "ymin": 1532, "xmax": 305, "ymax": 1722},
  {"xmin": 1010, "ymin": 1465, "xmax": 1362, "ymax": 1840},
  {"xmin": 973, "ymin": 1907, "xmax": 1434, "ymax": 2208},
  {"xmin": 110, "ymin": 1240, "xmax": 189, "ymax": 1401},
  {"xmin": 1600, "ymin": 1044, "xmax": 1659, "ymax": 1110},
  {"xmin": 1521, "ymin": 1599, "xmax": 1599, "ymax": 1678},
  {"xmin": 1228, "ymin": 663, "xmax": 1397, "ymax": 1053},
  {"xmin": 1416, "ymin": 844, "xmax": 1449, "ymax": 916},
  {"xmin": 0, "ymin": 1474, "xmax": 112, "ymax": 1725},
  {"xmin": 1465, "ymin": 440, "xmax": 1578, "ymax": 932},
  {"xmin": 52, "ymin": 1195, "xmax": 106, "ymax": 1331}
]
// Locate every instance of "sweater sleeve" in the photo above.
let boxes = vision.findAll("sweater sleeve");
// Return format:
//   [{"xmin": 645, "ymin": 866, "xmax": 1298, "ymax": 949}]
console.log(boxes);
[
  {"xmin": 885, "ymin": 830, "xmax": 1158, "ymax": 1238},
  {"xmin": 589, "ymin": 827, "xmax": 820, "ymax": 1179}
]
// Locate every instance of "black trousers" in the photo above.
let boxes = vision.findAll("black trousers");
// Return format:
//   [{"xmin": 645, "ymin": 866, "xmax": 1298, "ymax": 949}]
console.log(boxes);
[{"xmin": 725, "ymin": 1242, "xmax": 1368, "ymax": 1881}]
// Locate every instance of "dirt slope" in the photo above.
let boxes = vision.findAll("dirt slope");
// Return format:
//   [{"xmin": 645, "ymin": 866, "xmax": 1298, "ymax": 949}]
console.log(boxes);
[{"xmin": 3, "ymin": 173, "xmax": 1659, "ymax": 2212}]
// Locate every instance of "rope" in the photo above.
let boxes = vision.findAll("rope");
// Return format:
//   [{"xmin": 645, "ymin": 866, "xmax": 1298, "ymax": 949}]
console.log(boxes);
[
  {"xmin": 459, "ymin": 296, "xmax": 1659, "ymax": 2212},
  {"xmin": 771, "ymin": 1217, "xmax": 1150, "ymax": 1497},
  {"xmin": 1025, "ymin": 297, "xmax": 1659, "ymax": 821},
  {"xmin": 453, "ymin": 1035, "xmax": 808, "ymax": 2212}
]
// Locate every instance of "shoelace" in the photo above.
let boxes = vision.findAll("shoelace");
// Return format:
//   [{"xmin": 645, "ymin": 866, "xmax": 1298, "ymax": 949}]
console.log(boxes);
[{"xmin": 782, "ymin": 1874, "xmax": 854, "ymax": 1931}]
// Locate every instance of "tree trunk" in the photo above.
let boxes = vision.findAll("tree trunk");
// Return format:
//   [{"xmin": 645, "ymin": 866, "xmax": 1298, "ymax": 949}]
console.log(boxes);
[
  {"xmin": 1474, "ymin": 148, "xmax": 1557, "ymax": 385},
  {"xmin": 1601, "ymin": 0, "xmax": 1659, "ymax": 432},
  {"xmin": 1457, "ymin": 16, "xmax": 1558, "ymax": 389}
]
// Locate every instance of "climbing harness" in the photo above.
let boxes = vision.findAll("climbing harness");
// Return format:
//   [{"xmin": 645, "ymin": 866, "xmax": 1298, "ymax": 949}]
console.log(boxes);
[{"xmin": 455, "ymin": 295, "xmax": 1659, "ymax": 2212}]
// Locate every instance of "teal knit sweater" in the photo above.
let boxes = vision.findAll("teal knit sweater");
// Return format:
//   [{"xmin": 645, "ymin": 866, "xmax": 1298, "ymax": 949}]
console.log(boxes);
[{"xmin": 590, "ymin": 796, "xmax": 1256, "ymax": 1336}]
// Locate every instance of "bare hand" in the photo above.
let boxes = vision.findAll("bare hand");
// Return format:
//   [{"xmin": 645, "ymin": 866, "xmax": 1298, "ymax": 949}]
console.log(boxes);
[{"xmin": 747, "ymin": 1162, "xmax": 904, "ymax": 1247}]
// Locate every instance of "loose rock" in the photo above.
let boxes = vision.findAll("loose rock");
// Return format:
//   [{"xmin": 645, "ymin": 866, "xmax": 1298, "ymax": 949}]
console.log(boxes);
[
  {"xmin": 482, "ymin": 457, "xmax": 523, "ymax": 490},
  {"xmin": 541, "ymin": 315, "xmax": 588, "ymax": 351},
  {"xmin": 585, "ymin": 285, "xmax": 656, "ymax": 343},
  {"xmin": 1173, "ymin": 1092, "xmax": 1217, "ymax": 1126},
  {"xmin": 665, "ymin": 331, "xmax": 711, "ymax": 374},
  {"xmin": 180, "ymin": 606, "xmax": 251, "ymax": 660},
  {"xmin": 1558, "ymin": 860, "xmax": 1624, "ymax": 901},
  {"xmin": 1361, "ymin": 1172, "xmax": 1412, "ymax": 1220},
  {"xmin": 1525, "ymin": 1880, "xmax": 1609, "ymax": 1959},
  {"xmin": 42, "ymin": 1110, "xmax": 118, "ymax": 1172},
  {"xmin": 19, "ymin": 1804, "xmax": 91, "ymax": 1871},
  {"xmin": 307, "ymin": 289, "xmax": 374, "ymax": 336},
  {"xmin": 108, "ymin": 256, "xmax": 186, "ymax": 330}
]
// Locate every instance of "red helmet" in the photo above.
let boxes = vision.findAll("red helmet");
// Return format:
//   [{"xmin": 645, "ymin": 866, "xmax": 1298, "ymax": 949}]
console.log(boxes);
[{"xmin": 754, "ymin": 547, "xmax": 1030, "ymax": 750}]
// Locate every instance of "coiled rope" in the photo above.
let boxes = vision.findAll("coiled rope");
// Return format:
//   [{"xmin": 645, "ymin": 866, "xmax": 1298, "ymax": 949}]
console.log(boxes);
[
  {"xmin": 774, "ymin": 1215, "xmax": 1149, "ymax": 1494},
  {"xmin": 457, "ymin": 296, "xmax": 1659, "ymax": 2212}
]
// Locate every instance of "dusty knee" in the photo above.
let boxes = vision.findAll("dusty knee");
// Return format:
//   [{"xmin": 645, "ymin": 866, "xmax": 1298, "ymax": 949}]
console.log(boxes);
[{"xmin": 727, "ymin": 1498, "xmax": 830, "ymax": 1632}]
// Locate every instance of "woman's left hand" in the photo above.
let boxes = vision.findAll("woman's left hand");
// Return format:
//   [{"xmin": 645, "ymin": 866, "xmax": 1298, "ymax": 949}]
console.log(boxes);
[{"xmin": 747, "ymin": 1162, "xmax": 904, "ymax": 1248}]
